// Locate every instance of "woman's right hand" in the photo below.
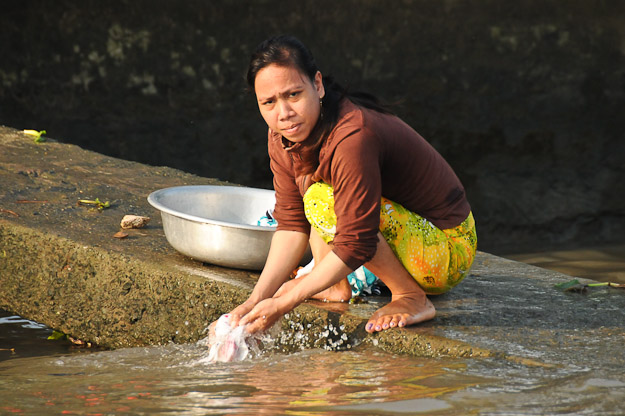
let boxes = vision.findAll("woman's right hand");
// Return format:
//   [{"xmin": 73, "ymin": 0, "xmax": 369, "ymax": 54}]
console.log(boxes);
[{"xmin": 227, "ymin": 298, "xmax": 258, "ymax": 328}]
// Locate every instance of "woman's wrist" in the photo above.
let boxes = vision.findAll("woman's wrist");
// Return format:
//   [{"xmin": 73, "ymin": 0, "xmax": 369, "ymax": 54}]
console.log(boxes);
[
  {"xmin": 276, "ymin": 291, "xmax": 300, "ymax": 315},
  {"xmin": 247, "ymin": 290, "xmax": 266, "ymax": 305},
  {"xmin": 248, "ymin": 274, "xmax": 279, "ymax": 302}
]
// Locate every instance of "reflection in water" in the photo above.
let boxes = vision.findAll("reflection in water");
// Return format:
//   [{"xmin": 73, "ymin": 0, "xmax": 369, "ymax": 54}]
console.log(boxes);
[
  {"xmin": 1, "ymin": 336, "xmax": 624, "ymax": 415},
  {"xmin": 0, "ymin": 344, "xmax": 481, "ymax": 415},
  {"xmin": 2, "ymin": 309, "xmax": 485, "ymax": 414}
]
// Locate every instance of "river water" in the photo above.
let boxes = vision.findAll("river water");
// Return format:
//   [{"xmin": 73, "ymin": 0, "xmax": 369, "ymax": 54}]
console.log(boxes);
[
  {"xmin": 505, "ymin": 244, "xmax": 625, "ymax": 284},
  {"xmin": 2, "ymin": 246, "xmax": 625, "ymax": 414},
  {"xmin": 2, "ymin": 308, "xmax": 625, "ymax": 415}
]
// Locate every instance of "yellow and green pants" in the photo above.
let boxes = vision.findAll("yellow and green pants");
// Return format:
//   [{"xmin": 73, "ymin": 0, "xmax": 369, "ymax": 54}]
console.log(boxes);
[{"xmin": 303, "ymin": 182, "xmax": 477, "ymax": 294}]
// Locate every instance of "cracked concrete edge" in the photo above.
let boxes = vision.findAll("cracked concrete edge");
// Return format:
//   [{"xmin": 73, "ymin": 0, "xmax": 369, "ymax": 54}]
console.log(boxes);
[
  {"xmin": 0, "ymin": 217, "xmax": 502, "ymax": 358},
  {"xmin": 1, "ymin": 220, "xmax": 242, "ymax": 349}
]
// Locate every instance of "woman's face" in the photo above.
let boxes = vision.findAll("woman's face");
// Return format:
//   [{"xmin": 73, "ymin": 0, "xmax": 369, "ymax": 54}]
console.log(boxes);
[{"xmin": 254, "ymin": 64, "xmax": 325, "ymax": 143}]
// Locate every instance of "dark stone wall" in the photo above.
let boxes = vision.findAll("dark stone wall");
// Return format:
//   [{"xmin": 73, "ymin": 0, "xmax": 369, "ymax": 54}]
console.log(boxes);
[{"xmin": 2, "ymin": 0, "xmax": 624, "ymax": 254}]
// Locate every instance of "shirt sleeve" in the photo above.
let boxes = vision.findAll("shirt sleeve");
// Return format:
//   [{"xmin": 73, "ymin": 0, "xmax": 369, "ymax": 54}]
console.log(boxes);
[
  {"xmin": 328, "ymin": 126, "xmax": 382, "ymax": 270},
  {"xmin": 267, "ymin": 131, "xmax": 311, "ymax": 235}
]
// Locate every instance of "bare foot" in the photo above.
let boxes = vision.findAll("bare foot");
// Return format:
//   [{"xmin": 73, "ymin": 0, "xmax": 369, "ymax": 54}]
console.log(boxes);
[
  {"xmin": 365, "ymin": 293, "xmax": 435, "ymax": 333},
  {"xmin": 310, "ymin": 277, "xmax": 352, "ymax": 302},
  {"xmin": 275, "ymin": 276, "xmax": 352, "ymax": 302}
]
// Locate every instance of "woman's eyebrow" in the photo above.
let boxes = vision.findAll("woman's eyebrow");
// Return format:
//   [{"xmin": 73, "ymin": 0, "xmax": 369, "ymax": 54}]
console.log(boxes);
[
  {"xmin": 258, "ymin": 85, "xmax": 304, "ymax": 102},
  {"xmin": 257, "ymin": 94, "xmax": 274, "ymax": 102},
  {"xmin": 279, "ymin": 86, "xmax": 303, "ymax": 96}
]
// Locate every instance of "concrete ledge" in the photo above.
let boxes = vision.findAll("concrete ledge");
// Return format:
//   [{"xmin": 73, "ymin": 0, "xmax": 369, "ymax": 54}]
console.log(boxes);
[{"xmin": 2, "ymin": 126, "xmax": 624, "ymax": 365}]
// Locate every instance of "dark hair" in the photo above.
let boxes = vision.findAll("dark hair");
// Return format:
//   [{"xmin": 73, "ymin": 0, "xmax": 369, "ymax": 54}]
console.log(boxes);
[{"xmin": 246, "ymin": 35, "xmax": 391, "ymax": 151}]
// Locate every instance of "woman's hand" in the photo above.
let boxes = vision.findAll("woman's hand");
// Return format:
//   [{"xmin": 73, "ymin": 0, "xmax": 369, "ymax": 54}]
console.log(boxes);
[
  {"xmin": 207, "ymin": 230, "xmax": 309, "ymax": 336},
  {"xmin": 239, "ymin": 297, "xmax": 290, "ymax": 334},
  {"xmin": 228, "ymin": 299, "xmax": 258, "ymax": 328}
]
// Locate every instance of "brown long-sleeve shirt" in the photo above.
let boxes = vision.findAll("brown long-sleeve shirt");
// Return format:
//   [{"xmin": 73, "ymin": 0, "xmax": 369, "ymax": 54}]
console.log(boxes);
[{"xmin": 268, "ymin": 99, "xmax": 471, "ymax": 270}]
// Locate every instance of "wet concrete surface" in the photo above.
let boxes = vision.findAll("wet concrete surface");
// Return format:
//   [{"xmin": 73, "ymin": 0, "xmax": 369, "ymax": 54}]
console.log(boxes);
[{"xmin": 1, "ymin": 126, "xmax": 624, "ymax": 371}]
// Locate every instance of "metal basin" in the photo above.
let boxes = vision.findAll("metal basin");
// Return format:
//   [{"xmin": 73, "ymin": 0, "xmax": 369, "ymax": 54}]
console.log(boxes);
[{"xmin": 147, "ymin": 185, "xmax": 279, "ymax": 270}]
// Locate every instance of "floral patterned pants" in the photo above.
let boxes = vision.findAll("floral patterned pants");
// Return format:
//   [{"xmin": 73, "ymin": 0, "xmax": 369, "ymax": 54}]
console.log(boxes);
[{"xmin": 303, "ymin": 182, "xmax": 477, "ymax": 294}]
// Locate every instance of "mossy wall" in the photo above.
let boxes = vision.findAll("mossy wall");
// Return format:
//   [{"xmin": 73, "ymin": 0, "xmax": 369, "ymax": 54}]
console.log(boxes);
[{"xmin": 1, "ymin": 0, "xmax": 624, "ymax": 253}]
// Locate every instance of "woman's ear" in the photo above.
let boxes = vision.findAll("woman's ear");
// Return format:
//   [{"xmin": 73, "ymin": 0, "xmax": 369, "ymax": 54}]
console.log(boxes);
[{"xmin": 314, "ymin": 71, "xmax": 325, "ymax": 99}]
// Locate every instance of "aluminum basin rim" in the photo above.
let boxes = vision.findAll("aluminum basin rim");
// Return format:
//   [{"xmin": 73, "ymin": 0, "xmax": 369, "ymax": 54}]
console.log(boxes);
[{"xmin": 147, "ymin": 186, "xmax": 276, "ymax": 232}]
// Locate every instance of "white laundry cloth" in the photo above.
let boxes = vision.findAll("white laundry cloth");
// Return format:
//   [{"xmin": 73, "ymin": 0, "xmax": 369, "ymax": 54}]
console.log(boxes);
[{"xmin": 206, "ymin": 314, "xmax": 261, "ymax": 362}]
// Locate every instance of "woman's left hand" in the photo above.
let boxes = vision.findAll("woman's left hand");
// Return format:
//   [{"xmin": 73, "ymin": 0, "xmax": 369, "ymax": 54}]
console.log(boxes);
[{"xmin": 239, "ymin": 297, "xmax": 290, "ymax": 334}]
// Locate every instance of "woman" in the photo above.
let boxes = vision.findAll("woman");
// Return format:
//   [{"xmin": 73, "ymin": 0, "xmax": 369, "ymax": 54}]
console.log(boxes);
[{"xmin": 229, "ymin": 35, "xmax": 477, "ymax": 334}]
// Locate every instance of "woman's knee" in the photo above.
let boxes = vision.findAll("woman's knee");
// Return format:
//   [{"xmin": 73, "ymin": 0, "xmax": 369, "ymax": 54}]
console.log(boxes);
[{"xmin": 303, "ymin": 182, "xmax": 337, "ymax": 243}]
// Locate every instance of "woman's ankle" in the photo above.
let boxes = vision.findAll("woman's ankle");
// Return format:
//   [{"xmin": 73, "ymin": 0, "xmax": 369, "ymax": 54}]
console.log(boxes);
[{"xmin": 311, "ymin": 278, "xmax": 352, "ymax": 302}]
